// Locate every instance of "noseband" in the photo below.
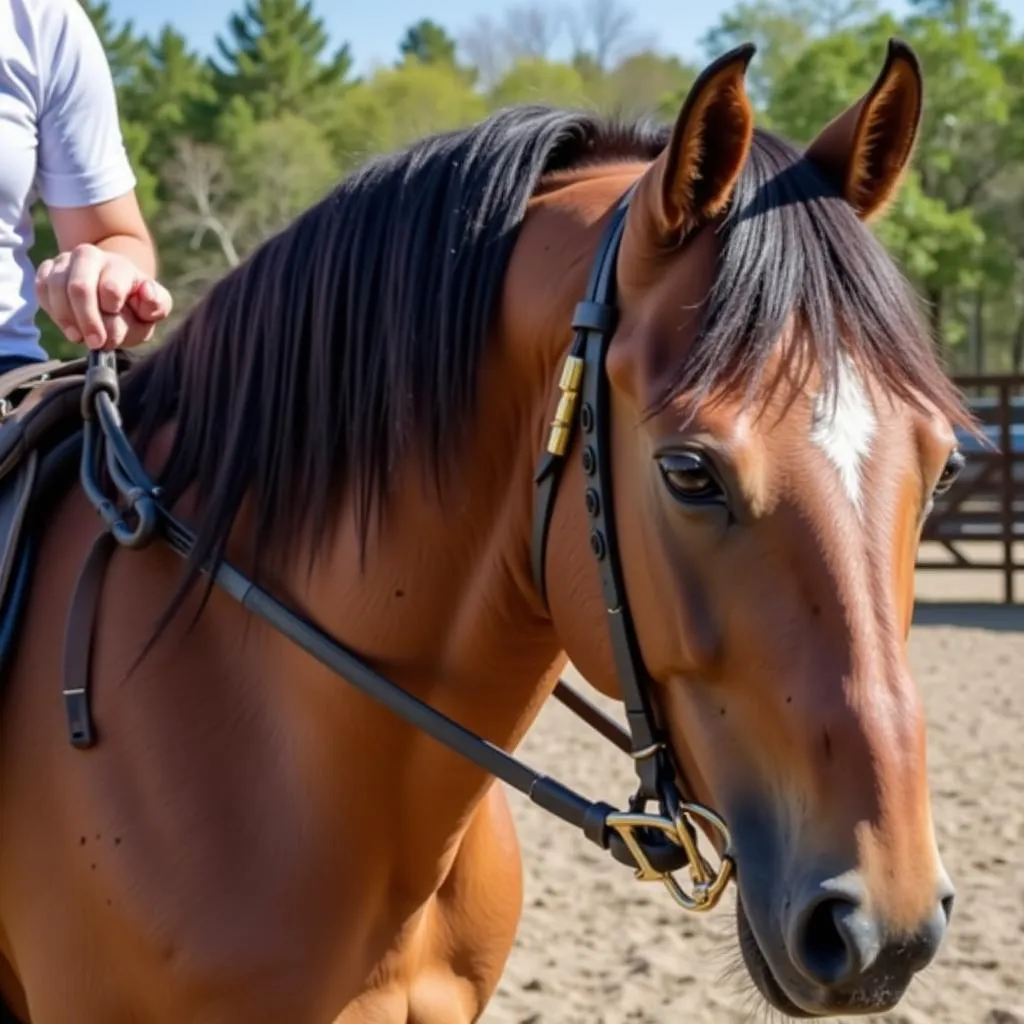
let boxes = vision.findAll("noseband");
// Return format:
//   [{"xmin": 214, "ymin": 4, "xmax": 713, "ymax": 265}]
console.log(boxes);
[{"xmin": 67, "ymin": 186, "xmax": 733, "ymax": 912}]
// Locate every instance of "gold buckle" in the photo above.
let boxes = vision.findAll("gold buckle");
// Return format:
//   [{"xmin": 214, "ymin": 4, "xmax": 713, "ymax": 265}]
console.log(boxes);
[{"xmin": 606, "ymin": 802, "xmax": 734, "ymax": 912}]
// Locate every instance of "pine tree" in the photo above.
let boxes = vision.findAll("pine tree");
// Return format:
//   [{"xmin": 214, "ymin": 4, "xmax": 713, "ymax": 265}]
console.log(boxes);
[
  {"xmin": 79, "ymin": 0, "xmax": 146, "ymax": 90},
  {"xmin": 210, "ymin": 0, "xmax": 353, "ymax": 120},
  {"xmin": 125, "ymin": 27, "xmax": 218, "ymax": 162},
  {"xmin": 398, "ymin": 19, "xmax": 457, "ymax": 66}
]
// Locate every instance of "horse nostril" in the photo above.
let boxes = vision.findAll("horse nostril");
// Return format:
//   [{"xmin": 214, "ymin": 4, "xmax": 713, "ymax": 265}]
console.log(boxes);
[
  {"xmin": 790, "ymin": 894, "xmax": 880, "ymax": 987},
  {"xmin": 940, "ymin": 891, "xmax": 955, "ymax": 924},
  {"xmin": 937, "ymin": 871, "xmax": 956, "ymax": 926}
]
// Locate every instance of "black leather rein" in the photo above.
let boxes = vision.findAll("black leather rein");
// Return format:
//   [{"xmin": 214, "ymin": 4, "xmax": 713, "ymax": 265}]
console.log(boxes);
[{"xmin": 68, "ymin": 186, "xmax": 734, "ymax": 909}]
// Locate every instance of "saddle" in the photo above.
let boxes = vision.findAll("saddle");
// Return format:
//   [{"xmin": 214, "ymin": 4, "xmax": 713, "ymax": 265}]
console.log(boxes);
[{"xmin": 0, "ymin": 353, "xmax": 134, "ymax": 688}]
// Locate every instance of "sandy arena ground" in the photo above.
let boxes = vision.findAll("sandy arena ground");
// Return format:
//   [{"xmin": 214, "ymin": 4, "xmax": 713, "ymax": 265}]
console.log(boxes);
[{"xmin": 485, "ymin": 559, "xmax": 1024, "ymax": 1024}]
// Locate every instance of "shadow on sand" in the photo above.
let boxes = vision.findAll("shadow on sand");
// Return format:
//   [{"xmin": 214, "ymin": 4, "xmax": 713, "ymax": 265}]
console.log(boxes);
[{"xmin": 912, "ymin": 601, "xmax": 1024, "ymax": 633}]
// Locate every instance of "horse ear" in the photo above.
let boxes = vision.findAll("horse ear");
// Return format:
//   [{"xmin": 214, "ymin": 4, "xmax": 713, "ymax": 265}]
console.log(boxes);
[
  {"xmin": 634, "ymin": 43, "xmax": 756, "ymax": 243},
  {"xmin": 804, "ymin": 39, "xmax": 923, "ymax": 221}
]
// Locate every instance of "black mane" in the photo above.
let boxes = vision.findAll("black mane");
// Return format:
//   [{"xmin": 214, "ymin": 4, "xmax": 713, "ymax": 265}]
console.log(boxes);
[
  {"xmin": 656, "ymin": 128, "xmax": 964, "ymax": 423},
  {"xmin": 123, "ymin": 105, "xmax": 667, "ymax": 619},
  {"xmin": 122, "ymin": 106, "xmax": 965, "ymax": 632}
]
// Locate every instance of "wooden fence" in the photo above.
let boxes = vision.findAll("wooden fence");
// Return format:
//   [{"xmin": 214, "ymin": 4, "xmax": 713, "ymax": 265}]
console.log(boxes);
[{"xmin": 915, "ymin": 374, "xmax": 1024, "ymax": 604}]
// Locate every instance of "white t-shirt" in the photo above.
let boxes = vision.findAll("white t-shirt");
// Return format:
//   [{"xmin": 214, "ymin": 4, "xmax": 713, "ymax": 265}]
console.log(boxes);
[{"xmin": 0, "ymin": 0, "xmax": 136, "ymax": 361}]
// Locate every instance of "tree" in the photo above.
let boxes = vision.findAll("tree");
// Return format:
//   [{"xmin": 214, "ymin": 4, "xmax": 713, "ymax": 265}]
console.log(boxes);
[
  {"xmin": 767, "ymin": 2, "xmax": 1022, "ymax": 359},
  {"xmin": 458, "ymin": 16, "xmax": 507, "ymax": 90},
  {"xmin": 326, "ymin": 62, "xmax": 486, "ymax": 166},
  {"xmin": 232, "ymin": 115, "xmax": 338, "ymax": 243},
  {"xmin": 767, "ymin": 18, "xmax": 897, "ymax": 141},
  {"xmin": 701, "ymin": 0, "xmax": 816, "ymax": 111},
  {"xmin": 907, "ymin": 0, "xmax": 972, "ymax": 28},
  {"xmin": 399, "ymin": 19, "xmax": 458, "ymax": 66},
  {"xmin": 210, "ymin": 0, "xmax": 353, "ymax": 120},
  {"xmin": 36, "ymin": 0, "xmax": 1023, "ymax": 373},
  {"xmin": 897, "ymin": 1, "xmax": 1019, "ymax": 352},
  {"xmin": 565, "ymin": 0, "xmax": 646, "ymax": 71},
  {"xmin": 595, "ymin": 51, "xmax": 697, "ymax": 119},
  {"xmin": 699, "ymin": 0, "xmax": 881, "ymax": 113},
  {"xmin": 161, "ymin": 115, "xmax": 337, "ymax": 309},
  {"xmin": 501, "ymin": 4, "xmax": 565, "ymax": 59},
  {"xmin": 79, "ymin": 0, "xmax": 146, "ymax": 90},
  {"xmin": 872, "ymin": 171, "xmax": 986, "ymax": 345},
  {"xmin": 122, "ymin": 27, "xmax": 218, "ymax": 171},
  {"xmin": 457, "ymin": 6, "xmax": 566, "ymax": 88},
  {"xmin": 161, "ymin": 138, "xmax": 243, "ymax": 311},
  {"xmin": 490, "ymin": 59, "xmax": 589, "ymax": 110}
]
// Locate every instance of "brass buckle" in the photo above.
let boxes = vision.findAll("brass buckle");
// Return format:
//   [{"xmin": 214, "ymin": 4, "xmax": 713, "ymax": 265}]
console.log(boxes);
[{"xmin": 606, "ymin": 802, "xmax": 734, "ymax": 912}]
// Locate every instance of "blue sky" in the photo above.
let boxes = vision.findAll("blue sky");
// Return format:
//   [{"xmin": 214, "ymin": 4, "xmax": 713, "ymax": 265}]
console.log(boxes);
[{"xmin": 105, "ymin": 0, "xmax": 1024, "ymax": 74}]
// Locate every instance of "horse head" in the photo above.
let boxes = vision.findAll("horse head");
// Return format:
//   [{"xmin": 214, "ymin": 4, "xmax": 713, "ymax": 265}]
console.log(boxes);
[{"xmin": 545, "ymin": 41, "xmax": 968, "ymax": 1018}]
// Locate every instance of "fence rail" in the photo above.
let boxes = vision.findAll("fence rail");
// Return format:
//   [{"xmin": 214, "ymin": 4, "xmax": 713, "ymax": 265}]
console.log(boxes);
[{"xmin": 915, "ymin": 374, "xmax": 1024, "ymax": 604}]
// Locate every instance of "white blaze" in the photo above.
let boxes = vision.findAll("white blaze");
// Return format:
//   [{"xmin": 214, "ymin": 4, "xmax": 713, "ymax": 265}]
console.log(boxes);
[{"xmin": 809, "ymin": 355, "xmax": 876, "ymax": 512}]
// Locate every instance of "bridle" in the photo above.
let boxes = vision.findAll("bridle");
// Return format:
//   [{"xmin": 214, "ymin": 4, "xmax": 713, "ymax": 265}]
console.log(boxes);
[
  {"xmin": 67, "ymin": 185, "xmax": 734, "ymax": 913},
  {"xmin": 71, "ymin": 187, "xmax": 734, "ymax": 912},
  {"xmin": 529, "ymin": 185, "xmax": 733, "ymax": 909}
]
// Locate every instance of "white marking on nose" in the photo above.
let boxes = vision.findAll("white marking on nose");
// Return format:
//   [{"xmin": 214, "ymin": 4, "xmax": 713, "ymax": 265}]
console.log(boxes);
[{"xmin": 810, "ymin": 355, "xmax": 876, "ymax": 512}]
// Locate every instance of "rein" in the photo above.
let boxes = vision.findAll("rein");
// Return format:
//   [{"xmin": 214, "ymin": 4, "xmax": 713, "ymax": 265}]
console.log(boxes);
[{"xmin": 68, "ymin": 188, "xmax": 733, "ymax": 913}]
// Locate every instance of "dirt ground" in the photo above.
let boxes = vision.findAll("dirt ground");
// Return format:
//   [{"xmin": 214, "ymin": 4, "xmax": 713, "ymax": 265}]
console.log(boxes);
[{"xmin": 485, "ymin": 565, "xmax": 1024, "ymax": 1024}]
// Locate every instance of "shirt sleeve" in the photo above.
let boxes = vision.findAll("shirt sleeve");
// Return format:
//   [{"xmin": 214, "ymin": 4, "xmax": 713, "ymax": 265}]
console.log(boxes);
[{"xmin": 34, "ymin": 0, "xmax": 137, "ymax": 209}]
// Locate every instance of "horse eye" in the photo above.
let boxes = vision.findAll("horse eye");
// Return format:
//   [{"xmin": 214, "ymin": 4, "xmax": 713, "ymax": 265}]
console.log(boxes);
[
  {"xmin": 933, "ymin": 449, "xmax": 965, "ymax": 496},
  {"xmin": 657, "ymin": 452, "xmax": 724, "ymax": 504}
]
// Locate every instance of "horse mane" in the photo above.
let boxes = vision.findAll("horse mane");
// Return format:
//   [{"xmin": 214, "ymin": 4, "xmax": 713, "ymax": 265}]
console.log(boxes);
[
  {"xmin": 121, "ymin": 105, "xmax": 669, "ymax": 626},
  {"xmin": 654, "ymin": 128, "xmax": 969, "ymax": 428},
  {"xmin": 121, "ymin": 107, "xmax": 967, "ymax": 639}
]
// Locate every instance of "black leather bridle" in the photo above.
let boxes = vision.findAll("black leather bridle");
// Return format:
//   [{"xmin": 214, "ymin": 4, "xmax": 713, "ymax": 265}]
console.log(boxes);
[
  {"xmin": 528, "ymin": 186, "xmax": 733, "ymax": 908},
  {"xmin": 69, "ymin": 186, "xmax": 734, "ymax": 912}
]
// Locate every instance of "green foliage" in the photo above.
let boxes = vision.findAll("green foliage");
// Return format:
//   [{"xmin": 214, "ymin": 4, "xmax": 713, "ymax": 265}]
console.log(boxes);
[
  {"xmin": 767, "ymin": 18, "xmax": 900, "ymax": 139},
  {"xmin": 124, "ymin": 27, "xmax": 218, "ymax": 167},
  {"xmin": 119, "ymin": 119, "xmax": 160, "ymax": 217},
  {"xmin": 78, "ymin": 0, "xmax": 146, "ymax": 89},
  {"xmin": 398, "ymin": 19, "xmax": 458, "ymax": 66},
  {"xmin": 873, "ymin": 171, "xmax": 985, "ymax": 297},
  {"xmin": 722, "ymin": 0, "xmax": 1023, "ymax": 363},
  {"xmin": 328, "ymin": 61, "xmax": 487, "ymax": 164},
  {"xmin": 210, "ymin": 0, "xmax": 353, "ymax": 119},
  {"xmin": 490, "ymin": 60, "xmax": 588, "ymax": 109},
  {"xmin": 701, "ymin": 0, "xmax": 818, "ymax": 111},
  {"xmin": 232, "ymin": 114, "xmax": 338, "ymax": 239},
  {"xmin": 592, "ymin": 52, "xmax": 698, "ymax": 119},
  {"xmin": 23, "ymin": 0, "xmax": 1024, "ymax": 371}
]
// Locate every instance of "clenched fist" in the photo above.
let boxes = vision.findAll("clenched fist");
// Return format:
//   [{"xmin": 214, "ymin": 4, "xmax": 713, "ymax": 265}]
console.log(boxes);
[{"xmin": 35, "ymin": 243, "xmax": 173, "ymax": 350}]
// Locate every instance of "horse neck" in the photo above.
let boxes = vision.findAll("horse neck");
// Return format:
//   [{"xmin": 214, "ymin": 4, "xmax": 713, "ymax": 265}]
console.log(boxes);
[
  {"xmin": 265, "ymin": 175, "xmax": 643, "ymax": 762},
  {"xmin": 91, "ymin": 167, "xmax": 640, "ymax": 894}
]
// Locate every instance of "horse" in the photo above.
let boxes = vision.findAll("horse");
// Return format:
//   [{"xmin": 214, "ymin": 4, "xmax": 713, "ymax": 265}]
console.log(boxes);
[{"xmin": 0, "ymin": 38, "xmax": 972, "ymax": 1022}]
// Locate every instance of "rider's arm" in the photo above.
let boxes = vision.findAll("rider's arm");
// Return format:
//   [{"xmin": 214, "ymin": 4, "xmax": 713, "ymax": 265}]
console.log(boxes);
[
  {"xmin": 31, "ymin": 0, "xmax": 168, "ymax": 348},
  {"xmin": 34, "ymin": 0, "xmax": 156, "ymax": 275}
]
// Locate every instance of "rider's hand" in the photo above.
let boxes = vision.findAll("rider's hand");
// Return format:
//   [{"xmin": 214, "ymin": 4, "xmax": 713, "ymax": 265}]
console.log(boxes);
[{"xmin": 35, "ymin": 244, "xmax": 173, "ymax": 350}]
